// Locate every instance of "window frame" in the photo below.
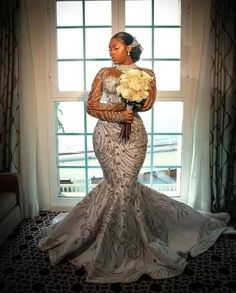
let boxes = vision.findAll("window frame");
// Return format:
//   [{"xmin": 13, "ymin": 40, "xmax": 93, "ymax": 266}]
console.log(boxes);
[{"xmin": 47, "ymin": 0, "xmax": 192, "ymax": 209}]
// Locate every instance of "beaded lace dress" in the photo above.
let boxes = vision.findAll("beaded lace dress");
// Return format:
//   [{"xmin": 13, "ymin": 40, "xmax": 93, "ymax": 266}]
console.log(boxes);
[{"xmin": 38, "ymin": 64, "xmax": 229, "ymax": 283}]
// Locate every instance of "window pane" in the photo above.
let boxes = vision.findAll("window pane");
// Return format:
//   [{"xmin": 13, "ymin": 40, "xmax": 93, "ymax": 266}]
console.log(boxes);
[
  {"xmin": 139, "ymin": 110, "xmax": 152, "ymax": 133},
  {"xmin": 58, "ymin": 61, "xmax": 84, "ymax": 91},
  {"xmin": 86, "ymin": 61, "xmax": 112, "ymax": 90},
  {"xmin": 88, "ymin": 168, "xmax": 103, "ymax": 191},
  {"xmin": 56, "ymin": 1, "xmax": 83, "ymax": 26},
  {"xmin": 87, "ymin": 114, "xmax": 98, "ymax": 133},
  {"xmin": 143, "ymin": 135, "xmax": 151, "ymax": 166},
  {"xmin": 138, "ymin": 167, "xmax": 151, "ymax": 184},
  {"xmin": 58, "ymin": 135, "xmax": 85, "ymax": 167},
  {"xmin": 139, "ymin": 168, "xmax": 176, "ymax": 185},
  {"xmin": 56, "ymin": 102, "xmax": 84, "ymax": 133},
  {"xmin": 154, "ymin": 0, "xmax": 181, "ymax": 25},
  {"xmin": 126, "ymin": 0, "xmax": 152, "ymax": 25},
  {"xmin": 85, "ymin": 1, "xmax": 111, "ymax": 25},
  {"xmin": 151, "ymin": 168, "xmax": 181, "ymax": 196},
  {"xmin": 153, "ymin": 135, "xmax": 182, "ymax": 166},
  {"xmin": 139, "ymin": 167, "xmax": 181, "ymax": 196},
  {"xmin": 59, "ymin": 168, "xmax": 86, "ymax": 197},
  {"xmin": 154, "ymin": 28, "xmax": 180, "ymax": 58},
  {"xmin": 136, "ymin": 60, "xmax": 152, "ymax": 70},
  {"xmin": 87, "ymin": 135, "xmax": 100, "ymax": 166},
  {"xmin": 85, "ymin": 28, "xmax": 112, "ymax": 58},
  {"xmin": 57, "ymin": 28, "xmax": 83, "ymax": 59},
  {"xmin": 126, "ymin": 28, "xmax": 152, "ymax": 59},
  {"xmin": 154, "ymin": 61, "xmax": 180, "ymax": 91},
  {"xmin": 153, "ymin": 101, "xmax": 183, "ymax": 133}
]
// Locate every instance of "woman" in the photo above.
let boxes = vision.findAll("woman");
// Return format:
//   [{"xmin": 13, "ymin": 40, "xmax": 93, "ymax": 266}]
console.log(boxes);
[{"xmin": 39, "ymin": 32, "xmax": 229, "ymax": 283}]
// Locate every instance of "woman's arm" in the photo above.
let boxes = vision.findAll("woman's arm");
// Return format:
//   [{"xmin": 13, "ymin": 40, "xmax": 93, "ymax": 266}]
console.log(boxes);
[
  {"xmin": 86, "ymin": 68, "xmax": 126, "ymax": 123},
  {"xmin": 138, "ymin": 69, "xmax": 157, "ymax": 112}
]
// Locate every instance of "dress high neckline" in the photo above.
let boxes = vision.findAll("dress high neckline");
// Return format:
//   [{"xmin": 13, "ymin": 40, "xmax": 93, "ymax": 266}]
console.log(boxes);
[{"xmin": 115, "ymin": 63, "xmax": 138, "ymax": 72}]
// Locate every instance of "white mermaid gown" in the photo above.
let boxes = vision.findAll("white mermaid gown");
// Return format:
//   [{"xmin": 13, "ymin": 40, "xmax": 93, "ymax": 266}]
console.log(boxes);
[{"xmin": 38, "ymin": 66, "xmax": 230, "ymax": 283}]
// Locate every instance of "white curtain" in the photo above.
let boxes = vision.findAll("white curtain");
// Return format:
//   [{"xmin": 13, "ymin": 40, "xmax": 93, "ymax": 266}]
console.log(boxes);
[
  {"xmin": 19, "ymin": 0, "xmax": 39, "ymax": 217},
  {"xmin": 187, "ymin": 1, "xmax": 212, "ymax": 211}
]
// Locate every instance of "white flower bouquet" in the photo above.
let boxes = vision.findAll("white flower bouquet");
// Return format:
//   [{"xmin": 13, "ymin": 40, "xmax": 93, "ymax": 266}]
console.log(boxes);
[{"xmin": 116, "ymin": 68, "xmax": 153, "ymax": 140}]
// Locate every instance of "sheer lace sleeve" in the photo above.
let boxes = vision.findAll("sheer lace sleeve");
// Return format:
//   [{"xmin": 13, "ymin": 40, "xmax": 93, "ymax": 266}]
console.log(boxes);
[
  {"xmin": 86, "ymin": 68, "xmax": 124, "ymax": 123},
  {"xmin": 138, "ymin": 69, "xmax": 157, "ymax": 112}
]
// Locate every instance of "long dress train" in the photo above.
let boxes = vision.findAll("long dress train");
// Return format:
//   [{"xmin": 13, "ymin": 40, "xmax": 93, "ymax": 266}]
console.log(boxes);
[{"xmin": 38, "ymin": 65, "xmax": 229, "ymax": 283}]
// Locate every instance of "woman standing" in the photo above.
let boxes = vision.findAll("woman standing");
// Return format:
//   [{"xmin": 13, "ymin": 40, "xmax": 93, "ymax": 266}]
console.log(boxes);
[{"xmin": 39, "ymin": 32, "xmax": 229, "ymax": 283}]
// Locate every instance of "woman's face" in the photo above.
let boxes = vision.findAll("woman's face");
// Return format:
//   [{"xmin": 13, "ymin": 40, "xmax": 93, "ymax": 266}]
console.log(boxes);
[{"xmin": 109, "ymin": 38, "xmax": 132, "ymax": 65}]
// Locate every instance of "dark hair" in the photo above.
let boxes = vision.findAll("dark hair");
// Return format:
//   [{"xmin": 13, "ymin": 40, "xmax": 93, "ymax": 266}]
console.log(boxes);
[{"xmin": 111, "ymin": 32, "xmax": 142, "ymax": 62}]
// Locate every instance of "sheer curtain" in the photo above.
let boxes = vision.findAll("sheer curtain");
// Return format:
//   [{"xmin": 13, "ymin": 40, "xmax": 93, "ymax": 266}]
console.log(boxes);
[
  {"xmin": 187, "ymin": 1, "xmax": 212, "ymax": 211},
  {"xmin": 188, "ymin": 0, "xmax": 236, "ymax": 218},
  {"xmin": 19, "ymin": 0, "xmax": 39, "ymax": 217},
  {"xmin": 19, "ymin": 0, "xmax": 52, "ymax": 217}
]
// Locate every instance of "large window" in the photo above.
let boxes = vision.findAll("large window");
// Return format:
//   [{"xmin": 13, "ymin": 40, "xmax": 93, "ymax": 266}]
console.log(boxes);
[
  {"xmin": 55, "ymin": 0, "xmax": 112, "ymax": 92},
  {"xmin": 125, "ymin": 0, "xmax": 181, "ymax": 91},
  {"xmin": 50, "ymin": 0, "xmax": 187, "ymax": 202},
  {"xmin": 125, "ymin": 0, "xmax": 182, "ymax": 196}
]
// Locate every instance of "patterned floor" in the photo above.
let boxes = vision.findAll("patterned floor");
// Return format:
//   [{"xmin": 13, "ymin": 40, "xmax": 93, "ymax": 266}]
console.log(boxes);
[{"xmin": 0, "ymin": 211, "xmax": 236, "ymax": 293}]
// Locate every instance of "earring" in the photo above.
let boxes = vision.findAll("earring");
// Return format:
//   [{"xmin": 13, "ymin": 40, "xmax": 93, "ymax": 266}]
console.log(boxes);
[{"xmin": 127, "ymin": 51, "xmax": 130, "ymax": 56}]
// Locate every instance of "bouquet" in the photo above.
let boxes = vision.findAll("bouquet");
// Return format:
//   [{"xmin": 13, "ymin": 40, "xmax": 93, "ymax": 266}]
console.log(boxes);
[{"xmin": 116, "ymin": 68, "xmax": 153, "ymax": 141}]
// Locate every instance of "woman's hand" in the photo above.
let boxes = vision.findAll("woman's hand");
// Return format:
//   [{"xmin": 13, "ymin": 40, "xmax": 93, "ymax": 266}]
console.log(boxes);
[{"xmin": 121, "ymin": 108, "xmax": 134, "ymax": 123}]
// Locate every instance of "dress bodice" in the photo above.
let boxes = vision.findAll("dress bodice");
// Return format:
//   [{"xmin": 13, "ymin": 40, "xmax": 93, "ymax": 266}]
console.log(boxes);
[
  {"xmin": 103, "ymin": 63, "xmax": 138, "ymax": 104},
  {"xmin": 103, "ymin": 75, "xmax": 120, "ymax": 103}
]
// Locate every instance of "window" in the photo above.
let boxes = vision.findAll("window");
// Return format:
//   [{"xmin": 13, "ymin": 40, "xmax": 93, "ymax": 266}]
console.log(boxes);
[
  {"xmin": 125, "ymin": 0, "xmax": 183, "ymax": 196},
  {"xmin": 49, "ymin": 0, "xmax": 189, "ymax": 205},
  {"xmin": 53, "ymin": 0, "xmax": 112, "ymax": 199},
  {"xmin": 125, "ymin": 0, "xmax": 181, "ymax": 91},
  {"xmin": 55, "ymin": 0, "xmax": 112, "ymax": 92}
]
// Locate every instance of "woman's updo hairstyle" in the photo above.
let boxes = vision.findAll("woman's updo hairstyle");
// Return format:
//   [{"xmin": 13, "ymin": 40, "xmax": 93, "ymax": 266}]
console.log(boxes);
[{"xmin": 112, "ymin": 32, "xmax": 143, "ymax": 62}]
